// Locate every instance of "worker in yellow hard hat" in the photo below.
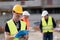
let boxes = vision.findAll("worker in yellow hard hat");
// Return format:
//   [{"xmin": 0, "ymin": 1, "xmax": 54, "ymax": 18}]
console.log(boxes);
[
  {"xmin": 39, "ymin": 10, "xmax": 56, "ymax": 40},
  {"xmin": 5, "ymin": 4, "xmax": 28, "ymax": 40}
]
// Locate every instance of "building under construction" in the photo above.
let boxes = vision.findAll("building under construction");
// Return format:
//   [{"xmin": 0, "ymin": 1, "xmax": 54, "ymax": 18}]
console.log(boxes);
[
  {"xmin": 0, "ymin": 0, "xmax": 60, "ymax": 14},
  {"xmin": 0, "ymin": 0, "xmax": 60, "ymax": 26}
]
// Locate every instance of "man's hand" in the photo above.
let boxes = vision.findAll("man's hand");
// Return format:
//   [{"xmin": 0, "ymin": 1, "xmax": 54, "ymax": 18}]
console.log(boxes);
[
  {"xmin": 40, "ymin": 32, "xmax": 43, "ymax": 35},
  {"xmin": 19, "ymin": 34, "xmax": 29, "ymax": 40},
  {"xmin": 5, "ymin": 32, "xmax": 14, "ymax": 40}
]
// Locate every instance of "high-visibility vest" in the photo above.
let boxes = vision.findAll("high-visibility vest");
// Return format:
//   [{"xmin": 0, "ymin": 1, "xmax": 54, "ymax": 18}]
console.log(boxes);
[
  {"xmin": 7, "ymin": 19, "xmax": 26, "ymax": 40},
  {"xmin": 21, "ymin": 17, "xmax": 30, "ymax": 30},
  {"xmin": 42, "ymin": 16, "xmax": 53, "ymax": 32}
]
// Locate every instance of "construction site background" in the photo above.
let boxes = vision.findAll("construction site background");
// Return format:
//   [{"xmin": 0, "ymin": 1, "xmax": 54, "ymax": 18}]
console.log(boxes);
[{"xmin": 0, "ymin": 0, "xmax": 60, "ymax": 40}]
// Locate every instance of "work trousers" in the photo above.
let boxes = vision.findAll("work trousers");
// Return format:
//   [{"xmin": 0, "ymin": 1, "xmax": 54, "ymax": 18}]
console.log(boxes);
[{"xmin": 43, "ymin": 32, "xmax": 53, "ymax": 40}]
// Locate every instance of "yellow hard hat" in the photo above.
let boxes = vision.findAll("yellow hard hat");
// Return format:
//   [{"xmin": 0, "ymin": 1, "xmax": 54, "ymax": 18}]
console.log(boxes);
[{"xmin": 13, "ymin": 4, "xmax": 23, "ymax": 14}]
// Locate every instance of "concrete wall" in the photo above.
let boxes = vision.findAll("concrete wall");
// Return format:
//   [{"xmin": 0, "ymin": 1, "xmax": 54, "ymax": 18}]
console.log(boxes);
[
  {"xmin": 42, "ymin": 0, "xmax": 60, "ymax": 7},
  {"xmin": 0, "ymin": 0, "xmax": 60, "ymax": 9},
  {"xmin": 0, "ymin": 0, "xmax": 41, "ymax": 9},
  {"xmin": 49, "ymin": 0, "xmax": 60, "ymax": 7}
]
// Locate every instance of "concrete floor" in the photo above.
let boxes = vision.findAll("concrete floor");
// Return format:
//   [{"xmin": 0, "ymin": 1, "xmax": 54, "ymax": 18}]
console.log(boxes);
[{"xmin": 28, "ymin": 27, "xmax": 60, "ymax": 40}]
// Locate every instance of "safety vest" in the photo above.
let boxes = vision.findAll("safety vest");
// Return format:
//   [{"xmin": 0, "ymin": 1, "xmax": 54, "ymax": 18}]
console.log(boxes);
[
  {"xmin": 42, "ymin": 16, "xmax": 53, "ymax": 32},
  {"xmin": 7, "ymin": 19, "xmax": 26, "ymax": 40},
  {"xmin": 21, "ymin": 17, "xmax": 30, "ymax": 30}
]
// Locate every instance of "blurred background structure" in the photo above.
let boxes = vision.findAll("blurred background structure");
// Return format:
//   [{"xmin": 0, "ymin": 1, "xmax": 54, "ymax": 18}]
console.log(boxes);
[
  {"xmin": 0, "ymin": 0, "xmax": 60, "ymax": 27},
  {"xmin": 0, "ymin": 0, "xmax": 60, "ymax": 40}
]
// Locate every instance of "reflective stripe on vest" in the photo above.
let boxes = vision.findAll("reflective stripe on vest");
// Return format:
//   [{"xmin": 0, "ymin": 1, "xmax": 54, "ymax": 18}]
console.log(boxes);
[
  {"xmin": 42, "ymin": 16, "xmax": 53, "ymax": 32},
  {"xmin": 7, "ymin": 19, "xmax": 26, "ymax": 40}
]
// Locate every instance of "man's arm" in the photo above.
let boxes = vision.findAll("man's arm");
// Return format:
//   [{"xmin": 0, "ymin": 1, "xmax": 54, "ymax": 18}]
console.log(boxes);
[
  {"xmin": 52, "ymin": 18, "xmax": 56, "ymax": 28},
  {"xmin": 5, "ymin": 23, "xmax": 14, "ymax": 40},
  {"xmin": 5, "ymin": 32, "xmax": 14, "ymax": 40}
]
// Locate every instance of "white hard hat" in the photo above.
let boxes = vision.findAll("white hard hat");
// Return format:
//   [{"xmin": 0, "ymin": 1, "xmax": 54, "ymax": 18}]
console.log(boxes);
[
  {"xmin": 41, "ymin": 10, "xmax": 48, "ymax": 16},
  {"xmin": 23, "ymin": 11, "xmax": 30, "ymax": 16}
]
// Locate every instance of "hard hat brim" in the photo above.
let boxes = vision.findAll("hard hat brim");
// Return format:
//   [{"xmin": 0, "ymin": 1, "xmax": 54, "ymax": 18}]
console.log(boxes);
[{"xmin": 41, "ymin": 14, "xmax": 48, "ymax": 16}]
